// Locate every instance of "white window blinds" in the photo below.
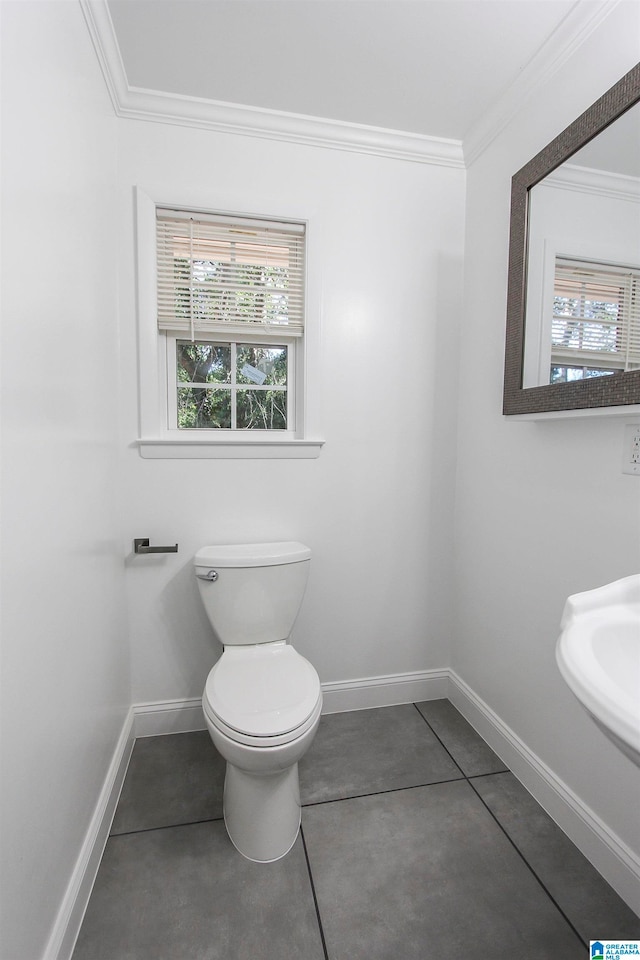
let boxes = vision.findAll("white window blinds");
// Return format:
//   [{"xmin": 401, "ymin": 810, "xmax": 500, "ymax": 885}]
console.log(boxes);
[
  {"xmin": 552, "ymin": 258, "xmax": 640, "ymax": 371},
  {"xmin": 156, "ymin": 209, "xmax": 305, "ymax": 338}
]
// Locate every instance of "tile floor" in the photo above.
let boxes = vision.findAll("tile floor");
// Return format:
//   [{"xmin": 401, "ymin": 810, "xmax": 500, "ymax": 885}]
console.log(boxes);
[{"xmin": 72, "ymin": 700, "xmax": 640, "ymax": 959}]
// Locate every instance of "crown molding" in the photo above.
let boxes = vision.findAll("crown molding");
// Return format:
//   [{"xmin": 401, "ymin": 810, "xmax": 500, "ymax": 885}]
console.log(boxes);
[
  {"xmin": 544, "ymin": 163, "xmax": 640, "ymax": 203},
  {"xmin": 79, "ymin": 0, "xmax": 464, "ymax": 168},
  {"xmin": 81, "ymin": 0, "xmax": 624, "ymax": 171},
  {"xmin": 117, "ymin": 85, "xmax": 465, "ymax": 167},
  {"xmin": 80, "ymin": 0, "xmax": 129, "ymax": 113},
  {"xmin": 462, "ymin": 0, "xmax": 623, "ymax": 166}
]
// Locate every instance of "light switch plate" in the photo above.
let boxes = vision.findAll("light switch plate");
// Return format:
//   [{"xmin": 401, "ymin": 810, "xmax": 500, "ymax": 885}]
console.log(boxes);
[{"xmin": 622, "ymin": 423, "xmax": 640, "ymax": 476}]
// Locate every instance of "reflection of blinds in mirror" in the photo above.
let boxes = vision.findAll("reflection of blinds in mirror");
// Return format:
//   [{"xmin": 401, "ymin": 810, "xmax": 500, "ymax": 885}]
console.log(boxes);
[{"xmin": 552, "ymin": 258, "xmax": 640, "ymax": 372}]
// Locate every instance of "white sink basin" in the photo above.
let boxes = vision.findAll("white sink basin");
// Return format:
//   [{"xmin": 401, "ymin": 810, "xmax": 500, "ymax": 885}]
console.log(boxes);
[{"xmin": 556, "ymin": 575, "xmax": 640, "ymax": 766}]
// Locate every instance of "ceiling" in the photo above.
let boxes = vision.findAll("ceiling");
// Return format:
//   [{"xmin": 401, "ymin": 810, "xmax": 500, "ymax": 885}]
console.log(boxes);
[{"xmin": 106, "ymin": 0, "xmax": 607, "ymax": 143}]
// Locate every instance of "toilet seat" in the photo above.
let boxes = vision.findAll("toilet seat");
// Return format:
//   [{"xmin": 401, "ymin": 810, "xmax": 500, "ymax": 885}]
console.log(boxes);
[
  {"xmin": 203, "ymin": 695, "xmax": 322, "ymax": 748},
  {"xmin": 203, "ymin": 643, "xmax": 322, "ymax": 747}
]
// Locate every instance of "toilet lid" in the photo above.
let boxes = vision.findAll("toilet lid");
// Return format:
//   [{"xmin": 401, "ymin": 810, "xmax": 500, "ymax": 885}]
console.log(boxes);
[{"xmin": 204, "ymin": 644, "xmax": 321, "ymax": 738}]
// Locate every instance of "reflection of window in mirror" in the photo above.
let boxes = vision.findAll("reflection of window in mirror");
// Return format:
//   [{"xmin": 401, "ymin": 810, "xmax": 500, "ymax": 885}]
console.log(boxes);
[
  {"xmin": 523, "ymin": 158, "xmax": 640, "ymax": 389},
  {"xmin": 550, "ymin": 257, "xmax": 640, "ymax": 384}
]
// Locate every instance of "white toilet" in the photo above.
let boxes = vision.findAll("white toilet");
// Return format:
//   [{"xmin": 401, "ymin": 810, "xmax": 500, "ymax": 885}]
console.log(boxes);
[{"xmin": 194, "ymin": 541, "xmax": 322, "ymax": 863}]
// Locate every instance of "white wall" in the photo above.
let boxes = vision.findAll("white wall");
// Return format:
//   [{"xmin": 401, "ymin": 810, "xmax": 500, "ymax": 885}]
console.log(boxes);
[
  {"xmin": 455, "ymin": 0, "xmax": 640, "ymax": 871},
  {"xmin": 0, "ymin": 4, "xmax": 129, "ymax": 959},
  {"xmin": 116, "ymin": 122, "xmax": 465, "ymax": 704}
]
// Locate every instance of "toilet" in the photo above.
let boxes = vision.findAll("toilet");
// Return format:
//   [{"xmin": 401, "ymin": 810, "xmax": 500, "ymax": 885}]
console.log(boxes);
[{"xmin": 194, "ymin": 541, "xmax": 322, "ymax": 863}]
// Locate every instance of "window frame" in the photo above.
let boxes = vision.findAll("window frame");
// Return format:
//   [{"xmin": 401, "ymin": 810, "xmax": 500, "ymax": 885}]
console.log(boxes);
[{"xmin": 134, "ymin": 187, "xmax": 323, "ymax": 459}]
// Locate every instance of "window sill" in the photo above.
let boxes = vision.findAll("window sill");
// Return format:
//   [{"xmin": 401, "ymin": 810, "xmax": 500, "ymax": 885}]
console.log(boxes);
[{"xmin": 136, "ymin": 438, "xmax": 325, "ymax": 459}]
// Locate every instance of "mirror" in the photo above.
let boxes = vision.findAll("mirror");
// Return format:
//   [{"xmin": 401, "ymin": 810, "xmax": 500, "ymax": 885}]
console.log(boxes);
[{"xmin": 503, "ymin": 63, "xmax": 640, "ymax": 415}]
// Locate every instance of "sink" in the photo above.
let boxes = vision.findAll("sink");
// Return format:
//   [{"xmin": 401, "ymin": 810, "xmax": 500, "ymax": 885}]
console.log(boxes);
[{"xmin": 556, "ymin": 575, "xmax": 640, "ymax": 766}]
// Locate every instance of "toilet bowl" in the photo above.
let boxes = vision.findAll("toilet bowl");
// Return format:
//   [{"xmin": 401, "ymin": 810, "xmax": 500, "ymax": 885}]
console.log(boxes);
[{"xmin": 195, "ymin": 542, "xmax": 322, "ymax": 862}]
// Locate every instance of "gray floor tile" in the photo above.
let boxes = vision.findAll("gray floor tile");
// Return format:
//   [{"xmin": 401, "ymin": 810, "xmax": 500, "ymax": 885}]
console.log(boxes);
[
  {"xmin": 302, "ymin": 780, "xmax": 585, "ymax": 960},
  {"xmin": 78, "ymin": 707, "xmax": 638, "ymax": 960},
  {"xmin": 72, "ymin": 822, "xmax": 325, "ymax": 960},
  {"xmin": 415, "ymin": 698, "xmax": 508, "ymax": 776},
  {"xmin": 472, "ymin": 772, "xmax": 640, "ymax": 938},
  {"xmin": 299, "ymin": 704, "xmax": 463, "ymax": 804},
  {"xmin": 111, "ymin": 731, "xmax": 225, "ymax": 835}
]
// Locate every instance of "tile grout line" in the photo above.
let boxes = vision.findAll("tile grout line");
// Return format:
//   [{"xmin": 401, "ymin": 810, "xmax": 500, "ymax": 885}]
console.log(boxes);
[
  {"xmin": 466, "ymin": 777, "xmax": 587, "ymax": 949},
  {"xmin": 109, "ymin": 814, "xmax": 225, "ymax": 839},
  {"xmin": 112, "ymin": 714, "xmax": 511, "ymax": 832},
  {"xmin": 300, "ymin": 825, "xmax": 330, "ymax": 960},
  {"xmin": 300, "ymin": 773, "xmax": 468, "ymax": 809},
  {"xmin": 112, "ymin": 773, "xmax": 480, "ymax": 837},
  {"xmin": 412, "ymin": 704, "xmax": 587, "ymax": 949},
  {"xmin": 411, "ymin": 703, "xmax": 467, "ymax": 777},
  {"xmin": 113, "ymin": 778, "xmax": 473, "ymax": 838}
]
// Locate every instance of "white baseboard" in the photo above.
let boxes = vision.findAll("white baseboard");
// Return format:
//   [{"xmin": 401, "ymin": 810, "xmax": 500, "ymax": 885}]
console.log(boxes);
[
  {"xmin": 131, "ymin": 670, "xmax": 451, "ymax": 735},
  {"xmin": 320, "ymin": 668, "xmax": 449, "ymax": 714},
  {"xmin": 448, "ymin": 670, "xmax": 640, "ymax": 914},
  {"xmin": 133, "ymin": 697, "xmax": 206, "ymax": 737},
  {"xmin": 44, "ymin": 709, "xmax": 135, "ymax": 960},
  {"xmin": 49, "ymin": 668, "xmax": 640, "ymax": 959}
]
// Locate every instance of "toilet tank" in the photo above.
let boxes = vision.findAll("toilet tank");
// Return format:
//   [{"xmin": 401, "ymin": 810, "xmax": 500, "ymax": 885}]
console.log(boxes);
[{"xmin": 194, "ymin": 542, "xmax": 311, "ymax": 646}]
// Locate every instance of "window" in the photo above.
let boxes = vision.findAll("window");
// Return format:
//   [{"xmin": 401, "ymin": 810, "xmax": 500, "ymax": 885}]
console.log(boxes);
[
  {"xmin": 173, "ymin": 340, "xmax": 289, "ymax": 430},
  {"xmin": 135, "ymin": 191, "xmax": 322, "ymax": 458},
  {"xmin": 157, "ymin": 208, "xmax": 303, "ymax": 433},
  {"xmin": 550, "ymin": 257, "xmax": 640, "ymax": 382}
]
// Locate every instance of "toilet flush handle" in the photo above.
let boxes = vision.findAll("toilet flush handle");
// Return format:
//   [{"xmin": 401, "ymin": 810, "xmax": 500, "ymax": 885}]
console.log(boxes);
[{"xmin": 196, "ymin": 569, "xmax": 218, "ymax": 582}]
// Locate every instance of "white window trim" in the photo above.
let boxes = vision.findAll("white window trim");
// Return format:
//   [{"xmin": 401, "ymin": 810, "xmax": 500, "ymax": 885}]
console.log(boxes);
[{"xmin": 134, "ymin": 187, "xmax": 324, "ymax": 459}]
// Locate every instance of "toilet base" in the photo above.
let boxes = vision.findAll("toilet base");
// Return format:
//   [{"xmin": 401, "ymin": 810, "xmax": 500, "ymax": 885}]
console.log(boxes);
[{"xmin": 223, "ymin": 761, "xmax": 301, "ymax": 862}]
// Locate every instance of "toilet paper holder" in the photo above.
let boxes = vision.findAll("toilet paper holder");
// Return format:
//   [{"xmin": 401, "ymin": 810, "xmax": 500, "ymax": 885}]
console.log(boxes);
[{"xmin": 134, "ymin": 538, "xmax": 179, "ymax": 555}]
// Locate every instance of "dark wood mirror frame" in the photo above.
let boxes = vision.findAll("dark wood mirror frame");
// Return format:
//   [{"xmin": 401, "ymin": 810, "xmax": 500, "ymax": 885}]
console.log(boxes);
[{"xmin": 503, "ymin": 63, "xmax": 640, "ymax": 415}]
